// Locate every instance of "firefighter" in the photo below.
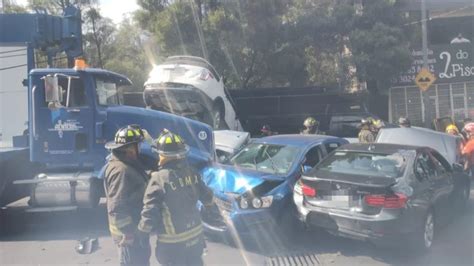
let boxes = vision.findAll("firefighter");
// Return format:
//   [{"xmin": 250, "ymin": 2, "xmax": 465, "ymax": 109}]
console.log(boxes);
[
  {"xmin": 358, "ymin": 118, "xmax": 376, "ymax": 143},
  {"xmin": 104, "ymin": 126, "xmax": 151, "ymax": 266},
  {"xmin": 371, "ymin": 119, "xmax": 385, "ymax": 137},
  {"xmin": 446, "ymin": 124, "xmax": 463, "ymax": 140},
  {"xmin": 129, "ymin": 124, "xmax": 159, "ymax": 171},
  {"xmin": 398, "ymin": 117, "xmax": 411, "ymax": 128},
  {"xmin": 138, "ymin": 129, "xmax": 215, "ymax": 266},
  {"xmin": 301, "ymin": 117, "xmax": 322, "ymax": 135}
]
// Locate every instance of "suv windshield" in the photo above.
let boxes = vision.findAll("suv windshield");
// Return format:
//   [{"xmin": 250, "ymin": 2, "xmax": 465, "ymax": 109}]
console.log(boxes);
[
  {"xmin": 316, "ymin": 151, "xmax": 407, "ymax": 178},
  {"xmin": 229, "ymin": 143, "xmax": 299, "ymax": 175}
]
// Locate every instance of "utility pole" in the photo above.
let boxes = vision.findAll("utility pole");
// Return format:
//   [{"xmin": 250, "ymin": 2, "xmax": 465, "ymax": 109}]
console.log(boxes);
[{"xmin": 421, "ymin": 0, "xmax": 433, "ymax": 128}]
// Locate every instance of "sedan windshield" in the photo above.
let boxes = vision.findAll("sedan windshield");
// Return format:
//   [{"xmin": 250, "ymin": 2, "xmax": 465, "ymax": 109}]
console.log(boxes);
[
  {"xmin": 316, "ymin": 151, "xmax": 407, "ymax": 178},
  {"xmin": 229, "ymin": 143, "xmax": 299, "ymax": 175}
]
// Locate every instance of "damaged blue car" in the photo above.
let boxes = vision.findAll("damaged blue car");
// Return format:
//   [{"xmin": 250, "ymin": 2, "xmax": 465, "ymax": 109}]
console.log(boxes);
[{"xmin": 201, "ymin": 134, "xmax": 348, "ymax": 245}]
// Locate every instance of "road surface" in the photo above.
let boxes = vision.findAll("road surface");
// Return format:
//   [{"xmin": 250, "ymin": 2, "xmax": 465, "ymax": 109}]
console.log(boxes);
[{"xmin": 1, "ymin": 188, "xmax": 473, "ymax": 266}]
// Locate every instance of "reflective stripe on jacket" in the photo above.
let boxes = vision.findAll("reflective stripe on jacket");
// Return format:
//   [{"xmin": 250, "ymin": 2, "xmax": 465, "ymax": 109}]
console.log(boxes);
[{"xmin": 138, "ymin": 159, "xmax": 213, "ymax": 247}]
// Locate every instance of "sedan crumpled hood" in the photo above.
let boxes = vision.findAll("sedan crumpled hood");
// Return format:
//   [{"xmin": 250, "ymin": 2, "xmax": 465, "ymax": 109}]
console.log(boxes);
[{"xmin": 202, "ymin": 164, "xmax": 284, "ymax": 194}]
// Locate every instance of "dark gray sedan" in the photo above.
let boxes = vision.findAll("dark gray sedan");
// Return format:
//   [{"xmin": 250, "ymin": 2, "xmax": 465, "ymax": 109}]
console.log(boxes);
[{"xmin": 295, "ymin": 143, "xmax": 470, "ymax": 251}]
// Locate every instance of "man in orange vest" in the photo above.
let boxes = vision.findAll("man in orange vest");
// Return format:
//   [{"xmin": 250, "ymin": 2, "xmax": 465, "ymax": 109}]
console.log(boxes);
[{"xmin": 462, "ymin": 123, "xmax": 474, "ymax": 177}]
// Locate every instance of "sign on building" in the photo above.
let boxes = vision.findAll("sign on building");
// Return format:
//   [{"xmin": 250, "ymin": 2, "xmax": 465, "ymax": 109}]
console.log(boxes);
[
  {"xmin": 393, "ymin": 43, "xmax": 473, "ymax": 87},
  {"xmin": 390, "ymin": 43, "xmax": 474, "ymax": 125}
]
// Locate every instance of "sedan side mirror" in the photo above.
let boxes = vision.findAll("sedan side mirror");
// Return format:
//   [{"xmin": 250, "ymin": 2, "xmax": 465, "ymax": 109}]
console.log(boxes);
[{"xmin": 302, "ymin": 165, "xmax": 312, "ymax": 173}]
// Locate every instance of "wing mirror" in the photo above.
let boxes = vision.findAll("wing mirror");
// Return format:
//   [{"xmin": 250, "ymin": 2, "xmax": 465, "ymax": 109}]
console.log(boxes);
[
  {"xmin": 302, "ymin": 165, "xmax": 312, "ymax": 173},
  {"xmin": 43, "ymin": 74, "xmax": 63, "ymax": 109}
]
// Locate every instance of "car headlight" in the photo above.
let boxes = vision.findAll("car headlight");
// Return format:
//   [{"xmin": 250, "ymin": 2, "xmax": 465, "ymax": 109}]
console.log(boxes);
[
  {"xmin": 252, "ymin": 198, "xmax": 262, "ymax": 208},
  {"xmin": 240, "ymin": 196, "xmax": 273, "ymax": 209},
  {"xmin": 240, "ymin": 198, "xmax": 249, "ymax": 209},
  {"xmin": 251, "ymin": 196, "xmax": 273, "ymax": 209}
]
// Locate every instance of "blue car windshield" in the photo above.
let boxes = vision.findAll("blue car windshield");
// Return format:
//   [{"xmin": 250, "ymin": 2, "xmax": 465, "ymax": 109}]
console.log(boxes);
[
  {"xmin": 229, "ymin": 143, "xmax": 300, "ymax": 175},
  {"xmin": 315, "ymin": 151, "xmax": 407, "ymax": 178}
]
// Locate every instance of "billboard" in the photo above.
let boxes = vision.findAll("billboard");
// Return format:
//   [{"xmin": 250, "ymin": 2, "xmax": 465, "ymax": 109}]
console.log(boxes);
[{"xmin": 393, "ymin": 43, "xmax": 474, "ymax": 87}]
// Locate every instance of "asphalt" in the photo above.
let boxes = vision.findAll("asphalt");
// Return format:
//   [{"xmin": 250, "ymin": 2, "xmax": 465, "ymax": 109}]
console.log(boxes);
[{"xmin": 0, "ymin": 188, "xmax": 473, "ymax": 266}]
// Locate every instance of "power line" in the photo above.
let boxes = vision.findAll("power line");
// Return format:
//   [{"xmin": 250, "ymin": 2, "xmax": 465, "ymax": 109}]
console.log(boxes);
[
  {"xmin": 403, "ymin": 4, "xmax": 474, "ymax": 26},
  {"xmin": 0, "ymin": 53, "xmax": 27, "ymax": 59},
  {"xmin": 0, "ymin": 63, "xmax": 27, "ymax": 71},
  {"xmin": 0, "ymin": 48, "xmax": 27, "ymax": 54},
  {"xmin": 0, "ymin": 56, "xmax": 68, "ymax": 71}
]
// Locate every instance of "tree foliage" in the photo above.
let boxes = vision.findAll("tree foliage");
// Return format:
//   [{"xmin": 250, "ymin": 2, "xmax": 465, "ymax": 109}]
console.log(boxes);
[
  {"xmin": 1, "ymin": 0, "xmax": 28, "ymax": 13},
  {"xmin": 103, "ymin": 19, "xmax": 150, "ymax": 89},
  {"xmin": 83, "ymin": 6, "xmax": 115, "ymax": 68},
  {"xmin": 133, "ymin": 0, "xmax": 411, "ymax": 92}
]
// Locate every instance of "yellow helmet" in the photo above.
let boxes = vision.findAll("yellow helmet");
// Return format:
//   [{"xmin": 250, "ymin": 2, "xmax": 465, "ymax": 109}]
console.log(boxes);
[{"xmin": 445, "ymin": 124, "xmax": 459, "ymax": 134}]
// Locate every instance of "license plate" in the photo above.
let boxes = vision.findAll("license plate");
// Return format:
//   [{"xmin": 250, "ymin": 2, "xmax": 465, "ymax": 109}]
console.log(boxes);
[{"xmin": 331, "ymin": 195, "xmax": 350, "ymax": 202}]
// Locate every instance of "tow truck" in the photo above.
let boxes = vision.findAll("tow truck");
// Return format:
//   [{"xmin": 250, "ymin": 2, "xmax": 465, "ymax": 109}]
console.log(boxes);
[{"xmin": 0, "ymin": 5, "xmax": 214, "ymax": 211}]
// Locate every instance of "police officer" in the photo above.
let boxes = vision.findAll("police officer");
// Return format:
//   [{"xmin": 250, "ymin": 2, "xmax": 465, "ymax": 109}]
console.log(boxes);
[
  {"xmin": 104, "ymin": 126, "xmax": 151, "ymax": 266},
  {"xmin": 138, "ymin": 129, "xmax": 215, "ymax": 266},
  {"xmin": 358, "ymin": 118, "xmax": 376, "ymax": 143},
  {"xmin": 301, "ymin": 117, "xmax": 322, "ymax": 135}
]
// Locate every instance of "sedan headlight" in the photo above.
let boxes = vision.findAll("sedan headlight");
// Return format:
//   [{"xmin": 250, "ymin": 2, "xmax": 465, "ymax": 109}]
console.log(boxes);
[
  {"xmin": 252, "ymin": 198, "xmax": 262, "ymax": 208},
  {"xmin": 240, "ymin": 196, "xmax": 273, "ymax": 209},
  {"xmin": 240, "ymin": 198, "xmax": 249, "ymax": 209}
]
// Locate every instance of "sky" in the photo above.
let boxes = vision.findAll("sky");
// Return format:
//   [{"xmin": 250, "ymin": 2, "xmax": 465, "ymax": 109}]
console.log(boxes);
[{"xmin": 14, "ymin": 0, "xmax": 139, "ymax": 23}]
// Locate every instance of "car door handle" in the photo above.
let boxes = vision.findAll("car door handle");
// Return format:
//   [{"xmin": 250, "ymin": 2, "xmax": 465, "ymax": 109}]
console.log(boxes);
[{"xmin": 67, "ymin": 109, "xmax": 81, "ymax": 113}]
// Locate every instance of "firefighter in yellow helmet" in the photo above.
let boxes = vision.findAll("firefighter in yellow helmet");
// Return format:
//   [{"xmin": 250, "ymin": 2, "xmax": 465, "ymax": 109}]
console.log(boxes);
[
  {"xmin": 446, "ymin": 124, "xmax": 460, "ymax": 136},
  {"xmin": 104, "ymin": 125, "xmax": 151, "ymax": 266},
  {"xmin": 301, "ymin": 117, "xmax": 323, "ymax": 135},
  {"xmin": 371, "ymin": 119, "xmax": 385, "ymax": 137},
  {"xmin": 138, "ymin": 129, "xmax": 215, "ymax": 266},
  {"xmin": 358, "ymin": 118, "xmax": 376, "ymax": 143}
]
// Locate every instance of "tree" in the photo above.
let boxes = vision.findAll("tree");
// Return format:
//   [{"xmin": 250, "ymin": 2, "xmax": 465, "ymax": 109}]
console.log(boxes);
[
  {"xmin": 83, "ymin": 6, "xmax": 115, "ymax": 68},
  {"xmin": 104, "ymin": 18, "xmax": 149, "ymax": 88},
  {"xmin": 348, "ymin": 0, "xmax": 412, "ymax": 93}
]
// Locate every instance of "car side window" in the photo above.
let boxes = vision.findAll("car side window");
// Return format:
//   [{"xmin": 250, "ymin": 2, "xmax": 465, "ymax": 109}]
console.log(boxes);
[
  {"xmin": 56, "ymin": 76, "xmax": 87, "ymax": 107},
  {"xmin": 325, "ymin": 142, "xmax": 341, "ymax": 154},
  {"xmin": 415, "ymin": 152, "xmax": 435, "ymax": 180},
  {"xmin": 429, "ymin": 151, "xmax": 451, "ymax": 176},
  {"xmin": 304, "ymin": 146, "xmax": 324, "ymax": 168}
]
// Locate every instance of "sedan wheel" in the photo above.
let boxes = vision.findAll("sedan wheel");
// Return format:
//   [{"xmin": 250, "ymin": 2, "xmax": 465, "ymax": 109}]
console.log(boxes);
[{"xmin": 423, "ymin": 212, "xmax": 435, "ymax": 249}]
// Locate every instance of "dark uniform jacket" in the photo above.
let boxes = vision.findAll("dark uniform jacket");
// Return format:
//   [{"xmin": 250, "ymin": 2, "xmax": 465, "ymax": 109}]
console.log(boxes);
[
  {"xmin": 301, "ymin": 128, "xmax": 324, "ymax": 135},
  {"xmin": 104, "ymin": 154, "xmax": 149, "ymax": 241},
  {"xmin": 358, "ymin": 128, "xmax": 376, "ymax": 143},
  {"xmin": 138, "ymin": 159, "xmax": 214, "ymax": 254}
]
